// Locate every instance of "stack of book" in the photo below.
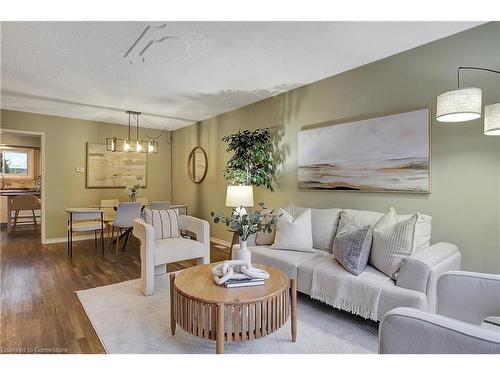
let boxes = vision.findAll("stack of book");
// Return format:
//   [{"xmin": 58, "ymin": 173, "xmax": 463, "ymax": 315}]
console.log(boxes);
[{"xmin": 224, "ymin": 277, "xmax": 265, "ymax": 288}]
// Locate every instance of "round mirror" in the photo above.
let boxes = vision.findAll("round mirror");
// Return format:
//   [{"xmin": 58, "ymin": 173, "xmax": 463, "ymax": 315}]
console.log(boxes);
[{"xmin": 187, "ymin": 147, "xmax": 208, "ymax": 184}]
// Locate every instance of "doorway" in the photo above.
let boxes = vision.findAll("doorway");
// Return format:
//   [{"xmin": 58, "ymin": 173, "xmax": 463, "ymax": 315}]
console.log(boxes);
[{"xmin": 0, "ymin": 130, "xmax": 43, "ymax": 241}]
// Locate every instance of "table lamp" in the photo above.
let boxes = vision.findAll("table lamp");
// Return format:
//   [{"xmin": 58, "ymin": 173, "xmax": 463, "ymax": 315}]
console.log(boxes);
[{"xmin": 225, "ymin": 185, "xmax": 254, "ymax": 215}]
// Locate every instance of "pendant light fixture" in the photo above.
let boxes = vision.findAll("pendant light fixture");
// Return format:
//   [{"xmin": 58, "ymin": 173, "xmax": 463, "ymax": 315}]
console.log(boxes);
[
  {"xmin": 436, "ymin": 66, "xmax": 500, "ymax": 124},
  {"xmin": 484, "ymin": 102, "xmax": 500, "ymax": 135},
  {"xmin": 106, "ymin": 111, "xmax": 159, "ymax": 154}
]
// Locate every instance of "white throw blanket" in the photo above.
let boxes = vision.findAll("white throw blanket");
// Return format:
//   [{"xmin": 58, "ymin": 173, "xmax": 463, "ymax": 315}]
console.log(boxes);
[{"xmin": 310, "ymin": 257, "xmax": 390, "ymax": 320}]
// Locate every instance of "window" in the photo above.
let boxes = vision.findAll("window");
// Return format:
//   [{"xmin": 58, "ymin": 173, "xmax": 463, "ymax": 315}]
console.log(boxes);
[{"xmin": 0, "ymin": 148, "xmax": 32, "ymax": 177}]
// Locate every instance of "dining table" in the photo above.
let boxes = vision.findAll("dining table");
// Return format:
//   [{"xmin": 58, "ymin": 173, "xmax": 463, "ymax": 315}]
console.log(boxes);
[{"xmin": 82, "ymin": 202, "xmax": 188, "ymax": 252}]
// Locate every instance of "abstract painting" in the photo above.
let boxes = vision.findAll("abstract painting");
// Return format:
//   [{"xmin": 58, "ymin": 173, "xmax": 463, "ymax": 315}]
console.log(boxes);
[
  {"xmin": 86, "ymin": 143, "xmax": 147, "ymax": 188},
  {"xmin": 298, "ymin": 108, "xmax": 430, "ymax": 192}
]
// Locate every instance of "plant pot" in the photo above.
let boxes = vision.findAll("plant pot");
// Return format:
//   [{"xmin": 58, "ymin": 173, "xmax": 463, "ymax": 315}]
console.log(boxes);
[{"xmin": 235, "ymin": 238, "xmax": 251, "ymax": 263}]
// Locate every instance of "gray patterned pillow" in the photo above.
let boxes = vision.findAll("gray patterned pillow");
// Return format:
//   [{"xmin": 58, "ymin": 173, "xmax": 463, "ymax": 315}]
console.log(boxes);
[{"xmin": 333, "ymin": 225, "xmax": 372, "ymax": 276}]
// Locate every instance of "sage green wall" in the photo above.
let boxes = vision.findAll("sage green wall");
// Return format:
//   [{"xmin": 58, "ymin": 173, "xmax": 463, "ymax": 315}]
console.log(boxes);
[
  {"xmin": 0, "ymin": 109, "xmax": 172, "ymax": 239},
  {"xmin": 172, "ymin": 22, "xmax": 500, "ymax": 274}
]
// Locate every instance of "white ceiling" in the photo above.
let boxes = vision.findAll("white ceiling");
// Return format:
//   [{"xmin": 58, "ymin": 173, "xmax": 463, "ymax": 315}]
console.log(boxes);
[{"xmin": 1, "ymin": 21, "xmax": 482, "ymax": 130}]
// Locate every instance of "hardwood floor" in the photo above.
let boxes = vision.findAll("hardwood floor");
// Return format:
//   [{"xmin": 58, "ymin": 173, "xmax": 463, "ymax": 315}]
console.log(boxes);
[{"xmin": 0, "ymin": 226, "xmax": 230, "ymax": 354}]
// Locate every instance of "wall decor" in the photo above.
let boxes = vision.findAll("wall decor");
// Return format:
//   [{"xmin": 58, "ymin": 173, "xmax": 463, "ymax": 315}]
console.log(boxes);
[
  {"xmin": 187, "ymin": 146, "xmax": 208, "ymax": 183},
  {"xmin": 86, "ymin": 143, "xmax": 147, "ymax": 188},
  {"xmin": 298, "ymin": 108, "xmax": 430, "ymax": 192}
]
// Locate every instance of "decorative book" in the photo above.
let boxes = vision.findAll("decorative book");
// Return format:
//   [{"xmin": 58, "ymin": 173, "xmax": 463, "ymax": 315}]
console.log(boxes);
[{"xmin": 224, "ymin": 278, "xmax": 265, "ymax": 288}]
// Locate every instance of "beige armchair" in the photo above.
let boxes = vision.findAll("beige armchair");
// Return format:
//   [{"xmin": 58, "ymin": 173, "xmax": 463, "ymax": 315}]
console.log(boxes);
[
  {"xmin": 133, "ymin": 215, "xmax": 210, "ymax": 296},
  {"xmin": 379, "ymin": 271, "xmax": 500, "ymax": 354}
]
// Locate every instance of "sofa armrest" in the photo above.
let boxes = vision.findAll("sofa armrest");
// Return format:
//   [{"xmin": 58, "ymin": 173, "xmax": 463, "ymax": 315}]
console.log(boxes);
[
  {"xmin": 133, "ymin": 218, "xmax": 156, "ymax": 295},
  {"xmin": 180, "ymin": 215, "xmax": 210, "ymax": 263},
  {"xmin": 437, "ymin": 271, "xmax": 500, "ymax": 325},
  {"xmin": 396, "ymin": 242, "xmax": 461, "ymax": 311},
  {"xmin": 379, "ymin": 307, "xmax": 500, "ymax": 354}
]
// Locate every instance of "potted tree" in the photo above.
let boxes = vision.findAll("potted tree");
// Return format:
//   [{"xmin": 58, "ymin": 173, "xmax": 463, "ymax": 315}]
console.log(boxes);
[{"xmin": 222, "ymin": 128, "xmax": 277, "ymax": 191}]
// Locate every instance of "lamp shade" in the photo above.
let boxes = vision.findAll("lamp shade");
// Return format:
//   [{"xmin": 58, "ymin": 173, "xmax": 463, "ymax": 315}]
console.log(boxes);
[
  {"xmin": 484, "ymin": 103, "xmax": 500, "ymax": 135},
  {"xmin": 436, "ymin": 87, "xmax": 482, "ymax": 122},
  {"xmin": 225, "ymin": 185, "xmax": 254, "ymax": 207}
]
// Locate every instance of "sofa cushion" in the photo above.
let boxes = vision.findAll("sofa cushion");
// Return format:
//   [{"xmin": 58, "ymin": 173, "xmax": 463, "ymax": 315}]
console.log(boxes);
[
  {"xmin": 370, "ymin": 207, "xmax": 418, "ymax": 279},
  {"xmin": 337, "ymin": 209, "xmax": 384, "ymax": 236},
  {"xmin": 287, "ymin": 205, "xmax": 342, "ymax": 252},
  {"xmin": 271, "ymin": 208, "xmax": 315, "ymax": 252},
  {"xmin": 333, "ymin": 225, "xmax": 372, "ymax": 276},
  {"xmin": 297, "ymin": 256, "xmax": 328, "ymax": 294},
  {"xmin": 154, "ymin": 237, "xmax": 203, "ymax": 265},
  {"xmin": 249, "ymin": 245, "xmax": 328, "ymax": 279}
]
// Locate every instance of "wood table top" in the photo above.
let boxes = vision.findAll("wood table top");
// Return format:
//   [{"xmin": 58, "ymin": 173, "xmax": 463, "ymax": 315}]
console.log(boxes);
[
  {"xmin": 0, "ymin": 190, "xmax": 41, "ymax": 196},
  {"xmin": 174, "ymin": 262, "xmax": 288, "ymax": 305}
]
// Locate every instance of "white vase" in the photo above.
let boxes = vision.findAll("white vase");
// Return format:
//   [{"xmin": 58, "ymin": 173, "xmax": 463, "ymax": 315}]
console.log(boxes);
[{"xmin": 235, "ymin": 238, "xmax": 251, "ymax": 263}]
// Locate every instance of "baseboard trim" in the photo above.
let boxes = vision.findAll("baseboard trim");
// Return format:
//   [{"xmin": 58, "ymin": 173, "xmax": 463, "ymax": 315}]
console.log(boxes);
[
  {"xmin": 44, "ymin": 234, "xmax": 96, "ymax": 244},
  {"xmin": 210, "ymin": 237, "xmax": 231, "ymax": 248},
  {"xmin": 47, "ymin": 235, "xmax": 230, "ymax": 247}
]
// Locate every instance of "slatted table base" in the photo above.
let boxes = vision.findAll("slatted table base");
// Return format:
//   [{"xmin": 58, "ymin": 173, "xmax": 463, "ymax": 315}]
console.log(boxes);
[{"xmin": 170, "ymin": 274, "xmax": 297, "ymax": 354}]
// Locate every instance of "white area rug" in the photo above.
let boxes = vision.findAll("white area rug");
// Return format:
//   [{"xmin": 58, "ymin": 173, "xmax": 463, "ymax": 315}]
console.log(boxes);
[{"xmin": 76, "ymin": 275, "xmax": 379, "ymax": 354}]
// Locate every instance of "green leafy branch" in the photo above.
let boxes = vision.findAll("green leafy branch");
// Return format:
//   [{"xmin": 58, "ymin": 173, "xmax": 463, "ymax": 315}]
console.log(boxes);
[{"xmin": 210, "ymin": 202, "xmax": 281, "ymax": 241}]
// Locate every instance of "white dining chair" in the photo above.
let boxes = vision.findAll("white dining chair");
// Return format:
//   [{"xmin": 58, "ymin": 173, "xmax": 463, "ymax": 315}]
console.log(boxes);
[
  {"xmin": 100, "ymin": 199, "xmax": 119, "ymax": 244},
  {"xmin": 66, "ymin": 208, "xmax": 104, "ymax": 258},
  {"xmin": 150, "ymin": 201, "xmax": 171, "ymax": 210},
  {"xmin": 109, "ymin": 202, "xmax": 142, "ymax": 255}
]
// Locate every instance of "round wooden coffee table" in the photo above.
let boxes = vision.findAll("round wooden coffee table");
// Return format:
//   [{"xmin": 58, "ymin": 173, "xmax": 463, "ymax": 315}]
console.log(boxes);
[{"xmin": 169, "ymin": 263, "xmax": 297, "ymax": 354}]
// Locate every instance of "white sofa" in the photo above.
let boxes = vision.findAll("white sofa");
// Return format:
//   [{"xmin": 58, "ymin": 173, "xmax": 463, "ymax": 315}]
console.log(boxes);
[
  {"xmin": 232, "ymin": 206, "xmax": 461, "ymax": 321},
  {"xmin": 133, "ymin": 215, "xmax": 210, "ymax": 296},
  {"xmin": 379, "ymin": 271, "xmax": 500, "ymax": 353}
]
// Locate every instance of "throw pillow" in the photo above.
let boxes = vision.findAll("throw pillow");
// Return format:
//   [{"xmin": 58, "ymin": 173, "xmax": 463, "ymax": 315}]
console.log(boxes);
[
  {"xmin": 254, "ymin": 207, "xmax": 277, "ymax": 245},
  {"xmin": 143, "ymin": 208, "xmax": 180, "ymax": 240},
  {"xmin": 256, "ymin": 228, "xmax": 276, "ymax": 245},
  {"xmin": 369, "ymin": 207, "xmax": 418, "ymax": 279},
  {"xmin": 333, "ymin": 225, "xmax": 372, "ymax": 276},
  {"xmin": 270, "ymin": 208, "xmax": 315, "ymax": 253},
  {"xmin": 286, "ymin": 205, "xmax": 342, "ymax": 252}
]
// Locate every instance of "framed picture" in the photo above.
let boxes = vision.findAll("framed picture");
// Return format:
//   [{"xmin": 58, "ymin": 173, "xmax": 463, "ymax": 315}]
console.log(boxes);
[
  {"xmin": 86, "ymin": 143, "xmax": 147, "ymax": 188},
  {"xmin": 298, "ymin": 108, "xmax": 431, "ymax": 193}
]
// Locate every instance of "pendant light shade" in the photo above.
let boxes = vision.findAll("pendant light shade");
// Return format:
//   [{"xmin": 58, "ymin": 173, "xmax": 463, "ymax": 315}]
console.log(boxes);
[
  {"xmin": 484, "ymin": 103, "xmax": 500, "ymax": 135},
  {"xmin": 436, "ymin": 87, "xmax": 482, "ymax": 122}
]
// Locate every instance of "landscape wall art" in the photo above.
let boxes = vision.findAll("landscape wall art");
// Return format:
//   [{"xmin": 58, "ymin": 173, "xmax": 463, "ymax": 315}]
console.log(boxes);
[
  {"xmin": 86, "ymin": 143, "xmax": 147, "ymax": 188},
  {"xmin": 298, "ymin": 108, "xmax": 430, "ymax": 192}
]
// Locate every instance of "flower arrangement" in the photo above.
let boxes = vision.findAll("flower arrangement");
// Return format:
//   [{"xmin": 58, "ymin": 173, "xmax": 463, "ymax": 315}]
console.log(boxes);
[
  {"xmin": 124, "ymin": 183, "xmax": 141, "ymax": 202},
  {"xmin": 211, "ymin": 202, "xmax": 281, "ymax": 241}
]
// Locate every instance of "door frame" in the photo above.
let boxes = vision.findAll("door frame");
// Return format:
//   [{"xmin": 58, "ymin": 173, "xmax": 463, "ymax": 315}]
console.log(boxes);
[{"xmin": 0, "ymin": 128, "xmax": 46, "ymax": 243}]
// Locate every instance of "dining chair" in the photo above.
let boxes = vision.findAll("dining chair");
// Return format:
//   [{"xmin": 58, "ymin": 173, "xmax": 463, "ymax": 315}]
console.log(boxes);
[
  {"xmin": 150, "ymin": 201, "xmax": 171, "ymax": 210},
  {"xmin": 109, "ymin": 202, "xmax": 142, "ymax": 255},
  {"xmin": 100, "ymin": 199, "xmax": 119, "ymax": 244},
  {"xmin": 11, "ymin": 194, "xmax": 41, "ymax": 233},
  {"xmin": 66, "ymin": 208, "xmax": 104, "ymax": 258}
]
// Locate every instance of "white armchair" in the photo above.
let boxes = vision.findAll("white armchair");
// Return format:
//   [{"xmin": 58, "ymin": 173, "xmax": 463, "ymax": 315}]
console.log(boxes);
[
  {"xmin": 133, "ymin": 215, "xmax": 210, "ymax": 296},
  {"xmin": 379, "ymin": 271, "xmax": 500, "ymax": 353}
]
